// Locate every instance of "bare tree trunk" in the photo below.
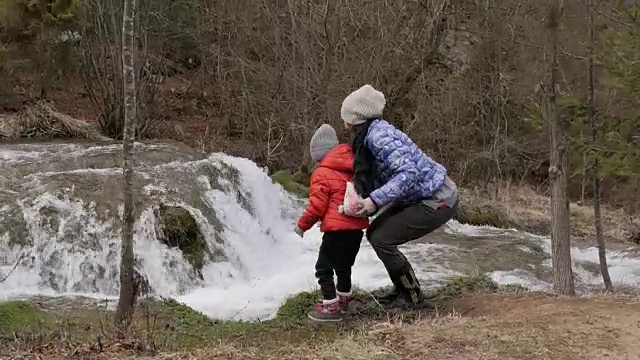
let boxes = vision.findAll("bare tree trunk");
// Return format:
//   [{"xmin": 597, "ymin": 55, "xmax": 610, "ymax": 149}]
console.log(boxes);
[
  {"xmin": 114, "ymin": 0, "xmax": 138, "ymax": 334},
  {"xmin": 587, "ymin": 0, "xmax": 613, "ymax": 292},
  {"xmin": 593, "ymin": 163, "xmax": 612, "ymax": 291},
  {"xmin": 542, "ymin": 0, "xmax": 576, "ymax": 296}
]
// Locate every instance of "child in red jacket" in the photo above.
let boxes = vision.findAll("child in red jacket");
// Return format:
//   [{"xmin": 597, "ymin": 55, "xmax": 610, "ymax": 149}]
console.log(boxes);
[{"xmin": 295, "ymin": 124, "xmax": 370, "ymax": 322}]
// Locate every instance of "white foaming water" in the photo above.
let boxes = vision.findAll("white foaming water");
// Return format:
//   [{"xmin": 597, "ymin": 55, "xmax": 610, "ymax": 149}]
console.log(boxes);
[
  {"xmin": 1, "ymin": 145, "xmax": 640, "ymax": 321},
  {"xmin": 175, "ymin": 155, "xmax": 458, "ymax": 320}
]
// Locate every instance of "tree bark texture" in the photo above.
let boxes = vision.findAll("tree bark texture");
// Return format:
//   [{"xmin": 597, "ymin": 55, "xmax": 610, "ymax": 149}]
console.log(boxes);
[
  {"xmin": 542, "ymin": 0, "xmax": 576, "ymax": 296},
  {"xmin": 587, "ymin": 0, "xmax": 613, "ymax": 292},
  {"xmin": 114, "ymin": 0, "xmax": 138, "ymax": 333}
]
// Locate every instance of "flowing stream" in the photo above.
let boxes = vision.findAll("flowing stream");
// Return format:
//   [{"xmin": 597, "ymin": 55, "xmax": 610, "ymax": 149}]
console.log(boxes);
[{"xmin": 1, "ymin": 141, "xmax": 639, "ymax": 321}]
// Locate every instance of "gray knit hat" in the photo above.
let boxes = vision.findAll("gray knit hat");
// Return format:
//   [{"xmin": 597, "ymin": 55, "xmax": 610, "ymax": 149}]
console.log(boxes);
[
  {"xmin": 310, "ymin": 124, "xmax": 339, "ymax": 163},
  {"xmin": 340, "ymin": 84, "xmax": 386, "ymax": 126}
]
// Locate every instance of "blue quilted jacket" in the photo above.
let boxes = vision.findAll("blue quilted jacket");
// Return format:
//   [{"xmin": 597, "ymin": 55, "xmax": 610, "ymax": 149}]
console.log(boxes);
[{"xmin": 367, "ymin": 119, "xmax": 447, "ymax": 207}]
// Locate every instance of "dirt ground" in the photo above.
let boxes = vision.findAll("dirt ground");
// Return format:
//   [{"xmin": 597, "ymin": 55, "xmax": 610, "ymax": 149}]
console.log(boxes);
[
  {"xmin": 9, "ymin": 293, "xmax": 636, "ymax": 360},
  {"xmin": 122, "ymin": 294, "xmax": 640, "ymax": 360},
  {"xmin": 375, "ymin": 293, "xmax": 640, "ymax": 360}
]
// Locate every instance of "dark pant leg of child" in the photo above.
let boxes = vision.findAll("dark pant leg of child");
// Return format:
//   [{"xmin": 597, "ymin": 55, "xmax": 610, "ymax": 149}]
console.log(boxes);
[
  {"xmin": 315, "ymin": 243, "xmax": 337, "ymax": 300},
  {"xmin": 320, "ymin": 230, "xmax": 363, "ymax": 294}
]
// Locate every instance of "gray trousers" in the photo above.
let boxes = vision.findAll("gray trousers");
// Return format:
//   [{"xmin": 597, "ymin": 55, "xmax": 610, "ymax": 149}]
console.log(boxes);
[{"xmin": 366, "ymin": 200, "xmax": 459, "ymax": 275}]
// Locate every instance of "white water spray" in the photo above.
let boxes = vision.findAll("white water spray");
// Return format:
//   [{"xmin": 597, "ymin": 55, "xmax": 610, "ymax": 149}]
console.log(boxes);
[{"xmin": 1, "ymin": 143, "xmax": 639, "ymax": 321}]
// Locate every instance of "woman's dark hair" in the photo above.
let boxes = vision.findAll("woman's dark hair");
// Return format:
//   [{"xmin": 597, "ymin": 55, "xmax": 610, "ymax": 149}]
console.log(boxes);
[{"xmin": 350, "ymin": 120, "xmax": 378, "ymax": 198}]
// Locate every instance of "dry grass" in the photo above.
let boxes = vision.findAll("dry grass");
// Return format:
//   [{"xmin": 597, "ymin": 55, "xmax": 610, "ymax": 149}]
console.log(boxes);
[
  {"xmin": 462, "ymin": 180, "xmax": 640, "ymax": 243},
  {"xmin": 365, "ymin": 293, "xmax": 640, "ymax": 360},
  {"xmin": 152, "ymin": 337, "xmax": 398, "ymax": 360},
  {"xmin": 0, "ymin": 101, "xmax": 111, "ymax": 141},
  {"xmin": 11, "ymin": 294, "xmax": 639, "ymax": 360}
]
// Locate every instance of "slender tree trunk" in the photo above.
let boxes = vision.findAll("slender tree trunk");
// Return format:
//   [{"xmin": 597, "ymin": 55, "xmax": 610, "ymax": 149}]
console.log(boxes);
[
  {"xmin": 114, "ymin": 0, "xmax": 138, "ymax": 334},
  {"xmin": 592, "ymin": 162, "xmax": 612, "ymax": 291},
  {"xmin": 542, "ymin": 0, "xmax": 576, "ymax": 296},
  {"xmin": 587, "ymin": 0, "xmax": 613, "ymax": 292}
]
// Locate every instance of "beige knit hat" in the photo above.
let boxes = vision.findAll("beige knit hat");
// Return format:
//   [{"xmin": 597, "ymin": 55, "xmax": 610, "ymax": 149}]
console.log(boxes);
[
  {"xmin": 340, "ymin": 84, "xmax": 386, "ymax": 126},
  {"xmin": 309, "ymin": 124, "xmax": 339, "ymax": 163}
]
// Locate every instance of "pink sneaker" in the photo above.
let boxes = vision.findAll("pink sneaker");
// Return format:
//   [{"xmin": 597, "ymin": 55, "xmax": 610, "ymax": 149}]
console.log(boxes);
[
  {"xmin": 307, "ymin": 298, "xmax": 342, "ymax": 322},
  {"xmin": 337, "ymin": 291, "xmax": 352, "ymax": 314}
]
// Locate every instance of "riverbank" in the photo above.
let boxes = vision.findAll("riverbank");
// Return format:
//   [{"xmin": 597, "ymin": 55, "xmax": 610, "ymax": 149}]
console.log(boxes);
[
  {"xmin": 456, "ymin": 184, "xmax": 639, "ymax": 244},
  {"xmin": 1, "ymin": 275, "xmax": 638, "ymax": 359},
  {"xmin": 272, "ymin": 170, "xmax": 640, "ymax": 244}
]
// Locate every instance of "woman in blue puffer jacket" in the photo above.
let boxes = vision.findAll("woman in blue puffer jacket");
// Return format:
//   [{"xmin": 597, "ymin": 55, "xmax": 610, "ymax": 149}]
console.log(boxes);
[{"xmin": 341, "ymin": 84, "xmax": 459, "ymax": 309}]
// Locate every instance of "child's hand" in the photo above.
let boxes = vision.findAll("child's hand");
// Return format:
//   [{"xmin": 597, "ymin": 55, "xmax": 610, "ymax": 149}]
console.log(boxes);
[{"xmin": 294, "ymin": 226, "xmax": 304, "ymax": 237}]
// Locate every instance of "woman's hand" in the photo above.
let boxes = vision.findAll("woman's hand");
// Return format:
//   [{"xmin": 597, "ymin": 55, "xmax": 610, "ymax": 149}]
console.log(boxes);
[{"xmin": 356, "ymin": 197, "xmax": 377, "ymax": 217}]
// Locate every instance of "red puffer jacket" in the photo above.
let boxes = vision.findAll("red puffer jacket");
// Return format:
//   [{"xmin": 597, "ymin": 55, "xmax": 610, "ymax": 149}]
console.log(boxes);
[{"xmin": 297, "ymin": 144, "xmax": 370, "ymax": 233}]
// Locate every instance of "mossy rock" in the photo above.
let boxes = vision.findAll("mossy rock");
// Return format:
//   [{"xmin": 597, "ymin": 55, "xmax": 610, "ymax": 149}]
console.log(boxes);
[
  {"xmin": 155, "ymin": 204, "xmax": 211, "ymax": 279},
  {"xmin": 271, "ymin": 170, "xmax": 310, "ymax": 198},
  {"xmin": 454, "ymin": 200, "xmax": 512, "ymax": 228},
  {"xmin": 0, "ymin": 196, "xmax": 29, "ymax": 247},
  {"xmin": 38, "ymin": 206, "xmax": 60, "ymax": 232},
  {"xmin": 204, "ymin": 154, "xmax": 250, "ymax": 218}
]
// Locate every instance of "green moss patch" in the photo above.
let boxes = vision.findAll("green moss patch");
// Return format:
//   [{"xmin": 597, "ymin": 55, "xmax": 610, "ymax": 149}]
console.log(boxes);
[
  {"xmin": 271, "ymin": 170, "xmax": 310, "ymax": 198},
  {"xmin": 0, "ymin": 301, "xmax": 42, "ymax": 334},
  {"xmin": 154, "ymin": 204, "xmax": 210, "ymax": 279},
  {"xmin": 429, "ymin": 274, "xmax": 499, "ymax": 303},
  {"xmin": 276, "ymin": 291, "xmax": 318, "ymax": 321}
]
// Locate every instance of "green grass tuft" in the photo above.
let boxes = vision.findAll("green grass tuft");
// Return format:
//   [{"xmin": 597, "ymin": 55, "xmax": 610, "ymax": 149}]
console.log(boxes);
[
  {"xmin": 0, "ymin": 301, "xmax": 42, "ymax": 332},
  {"xmin": 275, "ymin": 291, "xmax": 319, "ymax": 321},
  {"xmin": 430, "ymin": 274, "xmax": 499, "ymax": 303},
  {"xmin": 159, "ymin": 298, "xmax": 215, "ymax": 328},
  {"xmin": 499, "ymin": 283, "xmax": 530, "ymax": 294}
]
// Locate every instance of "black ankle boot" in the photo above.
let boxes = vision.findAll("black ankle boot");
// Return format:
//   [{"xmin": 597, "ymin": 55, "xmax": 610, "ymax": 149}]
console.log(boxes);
[
  {"xmin": 376, "ymin": 266, "xmax": 406, "ymax": 305},
  {"xmin": 376, "ymin": 286, "xmax": 400, "ymax": 305},
  {"xmin": 387, "ymin": 261, "xmax": 428, "ymax": 309}
]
